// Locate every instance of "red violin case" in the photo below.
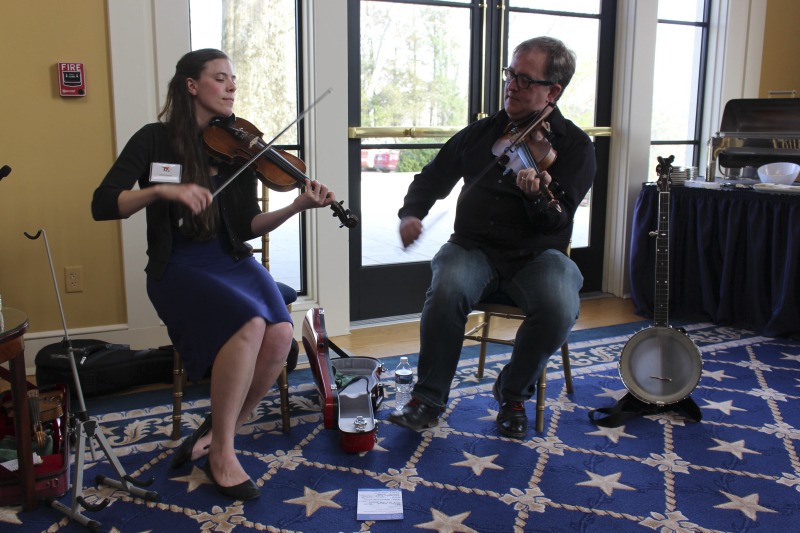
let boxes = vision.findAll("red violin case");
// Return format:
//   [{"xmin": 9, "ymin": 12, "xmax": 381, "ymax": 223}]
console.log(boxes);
[{"xmin": 302, "ymin": 307, "xmax": 385, "ymax": 453}]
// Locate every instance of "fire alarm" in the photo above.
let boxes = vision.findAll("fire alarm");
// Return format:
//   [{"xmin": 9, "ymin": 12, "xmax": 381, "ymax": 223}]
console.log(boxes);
[{"xmin": 58, "ymin": 63, "xmax": 86, "ymax": 97}]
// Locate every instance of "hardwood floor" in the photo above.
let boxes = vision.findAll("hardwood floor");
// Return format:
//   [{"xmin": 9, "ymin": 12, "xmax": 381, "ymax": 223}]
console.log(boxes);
[{"xmin": 323, "ymin": 294, "xmax": 642, "ymax": 361}]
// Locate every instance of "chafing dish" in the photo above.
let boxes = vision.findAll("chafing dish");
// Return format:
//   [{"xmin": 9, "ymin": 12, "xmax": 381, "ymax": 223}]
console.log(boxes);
[{"xmin": 706, "ymin": 98, "xmax": 800, "ymax": 181}]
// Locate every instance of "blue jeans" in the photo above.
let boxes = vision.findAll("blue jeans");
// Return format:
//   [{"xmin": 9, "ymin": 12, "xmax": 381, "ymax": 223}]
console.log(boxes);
[{"xmin": 412, "ymin": 243, "xmax": 583, "ymax": 409}]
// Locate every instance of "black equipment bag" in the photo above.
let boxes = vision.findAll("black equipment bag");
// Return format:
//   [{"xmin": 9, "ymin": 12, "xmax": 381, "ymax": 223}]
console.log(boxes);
[{"xmin": 35, "ymin": 338, "xmax": 174, "ymax": 398}]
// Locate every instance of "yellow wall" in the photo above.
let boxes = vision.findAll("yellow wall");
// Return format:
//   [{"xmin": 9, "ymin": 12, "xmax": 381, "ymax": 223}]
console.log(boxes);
[
  {"xmin": 759, "ymin": 0, "xmax": 800, "ymax": 97},
  {"xmin": 0, "ymin": 1, "xmax": 126, "ymax": 332}
]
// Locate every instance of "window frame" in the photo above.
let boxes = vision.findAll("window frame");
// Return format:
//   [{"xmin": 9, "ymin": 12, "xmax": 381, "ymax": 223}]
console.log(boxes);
[{"xmin": 649, "ymin": 0, "xmax": 711, "ymax": 170}]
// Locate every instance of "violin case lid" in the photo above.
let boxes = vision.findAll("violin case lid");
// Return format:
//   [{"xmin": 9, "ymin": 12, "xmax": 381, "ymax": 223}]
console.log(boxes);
[{"xmin": 302, "ymin": 307, "xmax": 384, "ymax": 453}]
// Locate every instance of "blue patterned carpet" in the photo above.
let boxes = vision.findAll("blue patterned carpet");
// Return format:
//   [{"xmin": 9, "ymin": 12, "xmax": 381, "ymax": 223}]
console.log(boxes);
[{"xmin": 2, "ymin": 322, "xmax": 799, "ymax": 532}]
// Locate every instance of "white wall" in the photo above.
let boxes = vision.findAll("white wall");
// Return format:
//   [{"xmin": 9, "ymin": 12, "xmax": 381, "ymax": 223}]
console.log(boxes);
[{"xmin": 603, "ymin": 0, "xmax": 765, "ymax": 296}]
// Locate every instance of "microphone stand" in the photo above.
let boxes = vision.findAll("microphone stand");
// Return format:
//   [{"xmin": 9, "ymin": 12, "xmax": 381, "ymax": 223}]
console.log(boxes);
[{"xmin": 25, "ymin": 228, "xmax": 158, "ymax": 532}]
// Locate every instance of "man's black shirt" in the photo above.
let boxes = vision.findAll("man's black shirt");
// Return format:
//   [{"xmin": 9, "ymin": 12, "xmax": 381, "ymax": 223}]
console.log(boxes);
[{"xmin": 398, "ymin": 107, "xmax": 596, "ymax": 278}]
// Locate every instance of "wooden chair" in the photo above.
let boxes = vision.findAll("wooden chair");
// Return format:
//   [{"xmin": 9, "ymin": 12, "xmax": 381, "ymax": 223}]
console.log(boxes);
[
  {"xmin": 171, "ymin": 354, "xmax": 290, "ymax": 439},
  {"xmin": 170, "ymin": 282, "xmax": 298, "ymax": 440},
  {"xmin": 464, "ymin": 296, "xmax": 574, "ymax": 433}
]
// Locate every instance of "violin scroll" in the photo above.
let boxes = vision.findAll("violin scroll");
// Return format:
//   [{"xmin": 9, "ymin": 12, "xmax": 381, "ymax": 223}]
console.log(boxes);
[{"xmin": 331, "ymin": 200, "xmax": 359, "ymax": 228}]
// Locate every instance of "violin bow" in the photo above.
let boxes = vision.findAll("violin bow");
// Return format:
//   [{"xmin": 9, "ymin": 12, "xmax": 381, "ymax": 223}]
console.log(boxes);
[{"xmin": 211, "ymin": 88, "xmax": 332, "ymax": 199}]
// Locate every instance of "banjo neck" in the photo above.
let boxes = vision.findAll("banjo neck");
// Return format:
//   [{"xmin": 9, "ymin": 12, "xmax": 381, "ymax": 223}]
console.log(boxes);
[{"xmin": 653, "ymin": 155, "xmax": 674, "ymax": 328}]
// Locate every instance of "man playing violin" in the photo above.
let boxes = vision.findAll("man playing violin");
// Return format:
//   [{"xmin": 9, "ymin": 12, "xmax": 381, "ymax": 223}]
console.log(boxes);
[
  {"xmin": 92, "ymin": 49, "xmax": 336, "ymax": 499},
  {"xmin": 391, "ymin": 36, "xmax": 596, "ymax": 439}
]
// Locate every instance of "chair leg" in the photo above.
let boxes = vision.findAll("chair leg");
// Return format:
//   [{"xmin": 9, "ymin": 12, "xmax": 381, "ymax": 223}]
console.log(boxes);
[
  {"xmin": 561, "ymin": 341, "xmax": 573, "ymax": 394},
  {"xmin": 278, "ymin": 363, "xmax": 290, "ymax": 433},
  {"xmin": 172, "ymin": 350, "xmax": 185, "ymax": 441},
  {"xmin": 535, "ymin": 367, "xmax": 546, "ymax": 433},
  {"xmin": 476, "ymin": 313, "xmax": 492, "ymax": 379},
  {"xmin": 532, "ymin": 342, "xmax": 572, "ymax": 433}
]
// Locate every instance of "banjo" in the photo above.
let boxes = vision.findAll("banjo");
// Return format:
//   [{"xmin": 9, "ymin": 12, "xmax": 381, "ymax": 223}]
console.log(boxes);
[{"xmin": 617, "ymin": 155, "xmax": 703, "ymax": 407}]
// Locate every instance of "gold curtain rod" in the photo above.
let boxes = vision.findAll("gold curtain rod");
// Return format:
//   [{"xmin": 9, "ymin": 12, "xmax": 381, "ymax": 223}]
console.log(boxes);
[{"xmin": 349, "ymin": 126, "xmax": 612, "ymax": 139}]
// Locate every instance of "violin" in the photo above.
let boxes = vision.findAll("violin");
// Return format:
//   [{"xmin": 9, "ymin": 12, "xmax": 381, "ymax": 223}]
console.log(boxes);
[
  {"xmin": 2, "ymin": 387, "xmax": 65, "ymax": 453},
  {"xmin": 203, "ymin": 115, "xmax": 358, "ymax": 228},
  {"xmin": 3, "ymin": 389, "xmax": 64, "ymax": 423},
  {"xmin": 492, "ymin": 102, "xmax": 562, "ymax": 212}
]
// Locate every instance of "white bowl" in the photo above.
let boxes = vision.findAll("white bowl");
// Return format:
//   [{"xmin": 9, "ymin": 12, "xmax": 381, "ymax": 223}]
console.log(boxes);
[{"xmin": 757, "ymin": 162, "xmax": 800, "ymax": 185}]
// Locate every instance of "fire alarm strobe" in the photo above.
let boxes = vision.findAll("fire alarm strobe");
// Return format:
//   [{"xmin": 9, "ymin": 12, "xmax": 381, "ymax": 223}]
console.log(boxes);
[{"xmin": 58, "ymin": 63, "xmax": 86, "ymax": 97}]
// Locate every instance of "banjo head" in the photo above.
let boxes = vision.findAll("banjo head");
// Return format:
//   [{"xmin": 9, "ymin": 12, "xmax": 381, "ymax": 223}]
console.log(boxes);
[{"xmin": 618, "ymin": 326, "xmax": 702, "ymax": 405}]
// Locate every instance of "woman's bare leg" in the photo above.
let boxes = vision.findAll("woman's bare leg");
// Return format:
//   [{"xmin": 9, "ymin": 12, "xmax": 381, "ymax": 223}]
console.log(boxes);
[
  {"xmin": 192, "ymin": 318, "xmax": 292, "ymax": 487},
  {"xmin": 236, "ymin": 321, "xmax": 293, "ymax": 427}
]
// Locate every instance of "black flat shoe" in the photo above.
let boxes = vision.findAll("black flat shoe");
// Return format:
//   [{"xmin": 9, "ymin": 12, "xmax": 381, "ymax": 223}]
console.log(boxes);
[
  {"xmin": 388, "ymin": 398, "xmax": 441, "ymax": 430},
  {"xmin": 170, "ymin": 414, "xmax": 212, "ymax": 469},
  {"xmin": 493, "ymin": 379, "xmax": 528, "ymax": 439},
  {"xmin": 202, "ymin": 461, "xmax": 260, "ymax": 501}
]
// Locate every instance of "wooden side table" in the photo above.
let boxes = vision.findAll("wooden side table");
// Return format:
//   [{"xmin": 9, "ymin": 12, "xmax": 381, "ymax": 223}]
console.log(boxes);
[{"xmin": 0, "ymin": 307, "xmax": 35, "ymax": 511}]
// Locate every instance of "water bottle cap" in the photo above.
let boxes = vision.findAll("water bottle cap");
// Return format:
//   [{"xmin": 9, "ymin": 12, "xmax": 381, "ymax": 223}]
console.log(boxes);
[{"xmin": 400, "ymin": 356, "xmax": 408, "ymax": 362}]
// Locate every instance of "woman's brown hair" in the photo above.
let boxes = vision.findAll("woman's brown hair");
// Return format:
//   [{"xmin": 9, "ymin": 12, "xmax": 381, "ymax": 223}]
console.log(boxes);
[{"xmin": 158, "ymin": 48, "xmax": 229, "ymax": 239}]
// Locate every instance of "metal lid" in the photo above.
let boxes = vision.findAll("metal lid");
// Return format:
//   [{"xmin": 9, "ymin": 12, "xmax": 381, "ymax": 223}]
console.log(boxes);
[{"xmin": 720, "ymin": 98, "xmax": 800, "ymax": 133}]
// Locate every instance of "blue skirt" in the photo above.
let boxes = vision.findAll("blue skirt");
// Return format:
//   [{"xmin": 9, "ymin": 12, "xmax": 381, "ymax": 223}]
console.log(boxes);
[{"xmin": 147, "ymin": 234, "xmax": 292, "ymax": 382}]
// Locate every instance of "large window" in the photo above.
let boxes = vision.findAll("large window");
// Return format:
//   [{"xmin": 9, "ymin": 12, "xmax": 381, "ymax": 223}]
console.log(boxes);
[
  {"xmin": 649, "ymin": 0, "xmax": 709, "ymax": 171},
  {"xmin": 356, "ymin": 1, "xmax": 607, "ymax": 268},
  {"xmin": 190, "ymin": 0, "xmax": 305, "ymax": 292},
  {"xmin": 350, "ymin": 0, "xmax": 615, "ymax": 319}
]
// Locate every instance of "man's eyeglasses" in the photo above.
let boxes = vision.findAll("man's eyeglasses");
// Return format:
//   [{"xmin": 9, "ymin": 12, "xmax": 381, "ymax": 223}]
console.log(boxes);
[{"xmin": 502, "ymin": 67, "xmax": 554, "ymax": 89}]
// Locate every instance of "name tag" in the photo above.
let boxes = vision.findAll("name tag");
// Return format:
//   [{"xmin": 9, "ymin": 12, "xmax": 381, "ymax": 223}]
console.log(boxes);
[{"xmin": 149, "ymin": 162, "xmax": 182, "ymax": 183}]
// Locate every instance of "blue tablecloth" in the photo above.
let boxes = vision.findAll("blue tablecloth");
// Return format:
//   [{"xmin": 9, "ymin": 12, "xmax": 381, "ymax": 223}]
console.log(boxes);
[{"xmin": 630, "ymin": 183, "xmax": 800, "ymax": 337}]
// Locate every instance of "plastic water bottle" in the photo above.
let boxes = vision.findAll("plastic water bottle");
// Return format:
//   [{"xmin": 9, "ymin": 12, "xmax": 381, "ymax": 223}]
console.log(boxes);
[{"xmin": 394, "ymin": 356, "xmax": 413, "ymax": 412}]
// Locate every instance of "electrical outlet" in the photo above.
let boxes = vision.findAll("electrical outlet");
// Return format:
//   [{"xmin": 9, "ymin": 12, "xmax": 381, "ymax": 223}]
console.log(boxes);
[{"xmin": 65, "ymin": 266, "xmax": 83, "ymax": 293}]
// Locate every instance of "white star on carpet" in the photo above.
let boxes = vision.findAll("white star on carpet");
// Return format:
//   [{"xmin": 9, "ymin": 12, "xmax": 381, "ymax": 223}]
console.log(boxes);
[
  {"xmin": 480, "ymin": 408, "xmax": 498, "ymax": 421},
  {"xmin": 715, "ymin": 491, "xmax": 776, "ymax": 520},
  {"xmin": 0, "ymin": 506, "xmax": 22, "ymax": 525},
  {"xmin": 702, "ymin": 369, "xmax": 735, "ymax": 382},
  {"xmin": 451, "ymin": 451, "xmax": 503, "ymax": 475},
  {"xmin": 595, "ymin": 387, "xmax": 628, "ymax": 400},
  {"xmin": 780, "ymin": 352, "xmax": 800, "ymax": 363},
  {"xmin": 702, "ymin": 399, "xmax": 746, "ymax": 415},
  {"xmin": 586, "ymin": 425, "xmax": 636, "ymax": 444},
  {"xmin": 576, "ymin": 471, "xmax": 635, "ymax": 496},
  {"xmin": 370, "ymin": 434, "xmax": 389, "ymax": 452},
  {"xmin": 416, "ymin": 508, "xmax": 478, "ymax": 533},
  {"xmin": 285, "ymin": 487, "xmax": 342, "ymax": 516},
  {"xmin": 708, "ymin": 438, "xmax": 761, "ymax": 460},
  {"xmin": 170, "ymin": 464, "xmax": 212, "ymax": 492}
]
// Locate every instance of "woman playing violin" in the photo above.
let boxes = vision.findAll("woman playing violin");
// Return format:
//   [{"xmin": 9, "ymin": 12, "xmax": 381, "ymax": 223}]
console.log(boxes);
[
  {"xmin": 391, "ymin": 37, "xmax": 597, "ymax": 439},
  {"xmin": 92, "ymin": 48, "xmax": 335, "ymax": 500}
]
